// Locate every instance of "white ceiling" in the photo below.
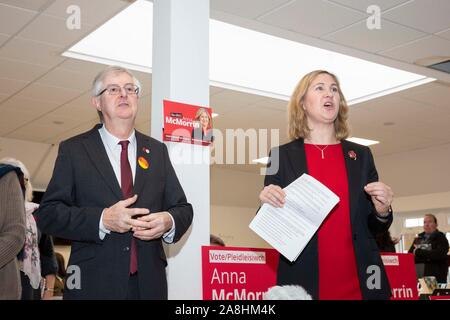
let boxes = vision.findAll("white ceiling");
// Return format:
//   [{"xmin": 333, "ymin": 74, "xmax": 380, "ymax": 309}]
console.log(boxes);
[{"xmin": 0, "ymin": 0, "xmax": 449, "ymax": 207}]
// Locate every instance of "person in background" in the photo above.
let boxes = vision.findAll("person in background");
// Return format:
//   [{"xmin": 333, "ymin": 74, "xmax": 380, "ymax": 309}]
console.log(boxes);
[
  {"xmin": 408, "ymin": 214, "xmax": 449, "ymax": 283},
  {"xmin": 375, "ymin": 230, "xmax": 397, "ymax": 253},
  {"xmin": 259, "ymin": 70, "xmax": 394, "ymax": 300},
  {"xmin": 0, "ymin": 157, "xmax": 57, "ymax": 300},
  {"xmin": 53, "ymin": 252, "xmax": 66, "ymax": 297},
  {"xmin": 0, "ymin": 163, "xmax": 26, "ymax": 299},
  {"xmin": 37, "ymin": 233, "xmax": 58, "ymax": 300},
  {"xmin": 210, "ymin": 234, "xmax": 225, "ymax": 246}
]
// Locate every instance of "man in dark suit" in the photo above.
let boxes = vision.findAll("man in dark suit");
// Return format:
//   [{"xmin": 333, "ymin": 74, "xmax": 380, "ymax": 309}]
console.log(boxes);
[{"xmin": 35, "ymin": 66, "xmax": 193, "ymax": 299}]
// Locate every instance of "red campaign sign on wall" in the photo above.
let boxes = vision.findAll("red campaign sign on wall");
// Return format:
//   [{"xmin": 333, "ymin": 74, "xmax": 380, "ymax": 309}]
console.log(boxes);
[
  {"xmin": 163, "ymin": 100, "xmax": 213, "ymax": 146},
  {"xmin": 381, "ymin": 253, "xmax": 419, "ymax": 300},
  {"xmin": 202, "ymin": 246, "xmax": 279, "ymax": 300}
]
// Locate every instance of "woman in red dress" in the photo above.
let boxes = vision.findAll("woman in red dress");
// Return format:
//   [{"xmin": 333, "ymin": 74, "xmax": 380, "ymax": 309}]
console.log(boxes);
[{"xmin": 259, "ymin": 70, "xmax": 394, "ymax": 300}]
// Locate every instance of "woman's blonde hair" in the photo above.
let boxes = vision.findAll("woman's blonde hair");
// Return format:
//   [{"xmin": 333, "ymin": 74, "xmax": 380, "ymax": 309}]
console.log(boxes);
[
  {"xmin": 194, "ymin": 108, "xmax": 212, "ymax": 129},
  {"xmin": 0, "ymin": 157, "xmax": 33, "ymax": 201},
  {"xmin": 287, "ymin": 70, "xmax": 350, "ymax": 141}
]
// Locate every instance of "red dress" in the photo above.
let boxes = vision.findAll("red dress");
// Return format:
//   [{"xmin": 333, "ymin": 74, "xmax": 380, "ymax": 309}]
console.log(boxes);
[{"xmin": 304, "ymin": 143, "xmax": 362, "ymax": 300}]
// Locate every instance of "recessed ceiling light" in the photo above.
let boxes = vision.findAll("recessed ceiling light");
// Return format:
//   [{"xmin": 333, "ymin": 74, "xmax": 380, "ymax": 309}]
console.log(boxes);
[{"xmin": 346, "ymin": 137, "xmax": 379, "ymax": 146}]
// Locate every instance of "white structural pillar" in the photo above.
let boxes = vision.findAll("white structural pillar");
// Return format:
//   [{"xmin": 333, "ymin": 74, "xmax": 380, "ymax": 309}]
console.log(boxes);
[{"xmin": 151, "ymin": 0, "xmax": 210, "ymax": 299}]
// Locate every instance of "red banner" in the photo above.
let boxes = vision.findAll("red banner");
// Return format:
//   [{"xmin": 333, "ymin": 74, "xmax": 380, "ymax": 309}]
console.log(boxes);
[
  {"xmin": 202, "ymin": 246, "xmax": 279, "ymax": 300},
  {"xmin": 163, "ymin": 100, "xmax": 213, "ymax": 146},
  {"xmin": 381, "ymin": 253, "xmax": 419, "ymax": 300}
]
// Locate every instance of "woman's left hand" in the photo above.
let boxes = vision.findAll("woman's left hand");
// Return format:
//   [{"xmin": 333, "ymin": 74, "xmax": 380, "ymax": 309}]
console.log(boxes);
[{"xmin": 364, "ymin": 181, "xmax": 393, "ymax": 216}]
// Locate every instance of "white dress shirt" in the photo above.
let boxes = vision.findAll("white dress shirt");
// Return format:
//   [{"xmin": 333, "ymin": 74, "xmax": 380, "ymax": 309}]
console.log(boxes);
[{"xmin": 98, "ymin": 125, "xmax": 175, "ymax": 242}]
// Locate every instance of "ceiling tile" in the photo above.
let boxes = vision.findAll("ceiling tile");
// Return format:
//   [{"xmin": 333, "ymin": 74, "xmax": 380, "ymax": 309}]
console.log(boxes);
[
  {"xmin": 360, "ymin": 96, "xmax": 443, "ymax": 143},
  {"xmin": 15, "ymin": 82, "xmax": 83, "ymax": 105},
  {"xmin": 0, "ymin": 0, "xmax": 49, "ymax": 11},
  {"xmin": 0, "ymin": 95, "xmax": 61, "ymax": 114},
  {"xmin": 210, "ymin": 89, "xmax": 265, "ymax": 115},
  {"xmin": 0, "ymin": 78, "xmax": 29, "ymax": 95},
  {"xmin": 322, "ymin": 19, "xmax": 425, "ymax": 53},
  {"xmin": 0, "ymin": 33, "xmax": 9, "ymax": 46},
  {"xmin": 248, "ymin": 96, "xmax": 288, "ymax": 111},
  {"xmin": 44, "ymin": 119, "xmax": 99, "ymax": 144},
  {"xmin": 0, "ymin": 57, "xmax": 48, "ymax": 81},
  {"xmin": 18, "ymin": 14, "xmax": 94, "ymax": 47},
  {"xmin": 259, "ymin": 0, "xmax": 366, "ymax": 37},
  {"xmin": 38, "ymin": 67, "xmax": 92, "ymax": 91},
  {"xmin": 58, "ymin": 58, "xmax": 110, "ymax": 74},
  {"xmin": 399, "ymin": 82, "xmax": 450, "ymax": 110},
  {"xmin": 436, "ymin": 28, "xmax": 450, "ymax": 41},
  {"xmin": 50, "ymin": 92, "xmax": 98, "ymax": 120},
  {"xmin": 418, "ymin": 115, "xmax": 450, "ymax": 141},
  {"xmin": 7, "ymin": 113, "xmax": 85, "ymax": 142},
  {"xmin": 7, "ymin": 124, "xmax": 66, "ymax": 142},
  {"xmin": 383, "ymin": 0, "xmax": 450, "ymax": 34},
  {"xmin": 328, "ymin": 0, "xmax": 409, "ymax": 12},
  {"xmin": 0, "ymin": 37, "xmax": 65, "ymax": 67},
  {"xmin": 347, "ymin": 105, "xmax": 379, "ymax": 136},
  {"xmin": 215, "ymin": 104, "xmax": 285, "ymax": 131},
  {"xmin": 211, "ymin": 0, "xmax": 292, "ymax": 19},
  {"xmin": 0, "ymin": 3, "xmax": 37, "ymax": 35},
  {"xmin": 33, "ymin": 112, "xmax": 83, "ymax": 128},
  {"xmin": 370, "ymin": 135, "xmax": 436, "ymax": 157},
  {"xmin": 381, "ymin": 35, "xmax": 450, "ymax": 63},
  {"xmin": 0, "ymin": 107, "xmax": 37, "ymax": 135},
  {"xmin": 0, "ymin": 93, "xmax": 8, "ymax": 104},
  {"xmin": 43, "ymin": 0, "xmax": 130, "ymax": 26}
]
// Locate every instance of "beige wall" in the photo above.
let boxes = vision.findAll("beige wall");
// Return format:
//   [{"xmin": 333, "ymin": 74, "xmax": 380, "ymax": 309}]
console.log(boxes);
[{"xmin": 211, "ymin": 205, "xmax": 270, "ymax": 248}]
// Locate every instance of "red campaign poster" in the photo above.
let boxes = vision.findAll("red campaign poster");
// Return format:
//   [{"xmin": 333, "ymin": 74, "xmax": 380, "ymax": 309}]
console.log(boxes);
[
  {"xmin": 381, "ymin": 253, "xmax": 419, "ymax": 300},
  {"xmin": 163, "ymin": 99, "xmax": 213, "ymax": 146},
  {"xmin": 202, "ymin": 246, "xmax": 279, "ymax": 300}
]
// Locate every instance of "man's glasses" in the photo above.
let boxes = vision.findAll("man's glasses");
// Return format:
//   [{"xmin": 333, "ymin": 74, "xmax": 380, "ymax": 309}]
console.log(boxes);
[{"xmin": 97, "ymin": 84, "xmax": 140, "ymax": 96}]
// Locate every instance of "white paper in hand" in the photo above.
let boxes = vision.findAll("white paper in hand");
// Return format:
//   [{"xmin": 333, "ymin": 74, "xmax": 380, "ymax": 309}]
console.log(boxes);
[{"xmin": 249, "ymin": 173, "xmax": 339, "ymax": 262}]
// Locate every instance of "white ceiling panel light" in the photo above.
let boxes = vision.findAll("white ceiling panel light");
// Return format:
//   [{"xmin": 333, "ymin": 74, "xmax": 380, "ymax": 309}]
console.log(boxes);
[
  {"xmin": 63, "ymin": 0, "xmax": 154, "ymax": 73},
  {"xmin": 64, "ymin": 0, "xmax": 435, "ymax": 105},
  {"xmin": 346, "ymin": 137, "xmax": 379, "ymax": 146}
]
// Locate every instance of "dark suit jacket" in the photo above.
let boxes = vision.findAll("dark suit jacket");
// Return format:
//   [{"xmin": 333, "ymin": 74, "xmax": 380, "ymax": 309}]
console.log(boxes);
[
  {"xmin": 408, "ymin": 231, "xmax": 449, "ymax": 282},
  {"xmin": 264, "ymin": 139, "xmax": 392, "ymax": 300},
  {"xmin": 35, "ymin": 124, "xmax": 193, "ymax": 299}
]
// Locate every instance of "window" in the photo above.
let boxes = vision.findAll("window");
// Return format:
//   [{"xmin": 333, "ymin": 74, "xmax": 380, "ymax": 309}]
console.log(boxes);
[{"xmin": 405, "ymin": 218, "xmax": 424, "ymax": 228}]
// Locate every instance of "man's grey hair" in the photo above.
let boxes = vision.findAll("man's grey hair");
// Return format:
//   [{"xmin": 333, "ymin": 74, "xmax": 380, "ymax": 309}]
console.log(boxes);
[{"xmin": 91, "ymin": 66, "xmax": 142, "ymax": 122}]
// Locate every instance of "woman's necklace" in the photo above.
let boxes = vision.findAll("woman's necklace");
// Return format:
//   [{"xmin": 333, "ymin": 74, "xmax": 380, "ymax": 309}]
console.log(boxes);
[{"xmin": 313, "ymin": 144, "xmax": 329, "ymax": 159}]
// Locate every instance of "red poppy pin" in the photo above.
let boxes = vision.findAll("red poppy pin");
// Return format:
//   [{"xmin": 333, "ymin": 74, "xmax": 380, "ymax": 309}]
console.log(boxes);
[{"xmin": 348, "ymin": 150, "xmax": 357, "ymax": 160}]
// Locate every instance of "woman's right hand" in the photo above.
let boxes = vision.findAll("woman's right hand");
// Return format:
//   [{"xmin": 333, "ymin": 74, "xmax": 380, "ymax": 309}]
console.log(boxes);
[{"xmin": 259, "ymin": 184, "xmax": 286, "ymax": 208}]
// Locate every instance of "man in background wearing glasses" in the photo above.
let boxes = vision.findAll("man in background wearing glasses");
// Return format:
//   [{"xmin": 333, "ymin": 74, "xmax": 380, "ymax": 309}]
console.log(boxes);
[{"xmin": 36, "ymin": 66, "xmax": 193, "ymax": 299}]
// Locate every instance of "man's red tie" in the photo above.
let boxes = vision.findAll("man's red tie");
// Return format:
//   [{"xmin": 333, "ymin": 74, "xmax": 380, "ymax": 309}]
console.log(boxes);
[{"xmin": 119, "ymin": 140, "xmax": 137, "ymax": 274}]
